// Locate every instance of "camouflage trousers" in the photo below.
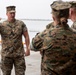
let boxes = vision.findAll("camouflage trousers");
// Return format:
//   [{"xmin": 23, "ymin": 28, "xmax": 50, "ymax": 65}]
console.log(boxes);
[
  {"xmin": 41, "ymin": 66, "xmax": 76, "ymax": 75},
  {"xmin": 41, "ymin": 69, "xmax": 57, "ymax": 75},
  {"xmin": 1, "ymin": 56, "xmax": 26, "ymax": 75},
  {"xmin": 41, "ymin": 60, "xmax": 76, "ymax": 75}
]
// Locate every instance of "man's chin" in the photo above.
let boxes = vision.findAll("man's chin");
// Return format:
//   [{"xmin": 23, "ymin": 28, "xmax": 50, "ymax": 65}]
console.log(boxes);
[{"xmin": 10, "ymin": 18, "xmax": 15, "ymax": 22}]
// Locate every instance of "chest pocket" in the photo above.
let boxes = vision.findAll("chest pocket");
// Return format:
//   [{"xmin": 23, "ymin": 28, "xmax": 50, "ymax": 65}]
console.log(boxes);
[
  {"xmin": 1, "ymin": 24, "xmax": 23, "ymax": 37},
  {"xmin": 1, "ymin": 25, "xmax": 11, "ymax": 35},
  {"xmin": 14, "ymin": 25, "xmax": 22, "ymax": 35}
]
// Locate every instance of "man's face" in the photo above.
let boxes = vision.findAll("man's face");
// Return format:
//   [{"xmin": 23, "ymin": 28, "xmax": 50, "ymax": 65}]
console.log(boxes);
[{"xmin": 6, "ymin": 12, "xmax": 15, "ymax": 21}]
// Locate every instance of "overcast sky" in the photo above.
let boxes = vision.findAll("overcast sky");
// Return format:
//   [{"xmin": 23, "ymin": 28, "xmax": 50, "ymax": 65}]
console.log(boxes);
[{"xmin": 0, "ymin": 0, "xmax": 74, "ymax": 20}]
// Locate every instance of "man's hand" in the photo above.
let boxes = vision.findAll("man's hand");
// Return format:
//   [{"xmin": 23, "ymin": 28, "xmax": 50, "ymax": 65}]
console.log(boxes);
[{"xmin": 24, "ymin": 49, "xmax": 30, "ymax": 56}]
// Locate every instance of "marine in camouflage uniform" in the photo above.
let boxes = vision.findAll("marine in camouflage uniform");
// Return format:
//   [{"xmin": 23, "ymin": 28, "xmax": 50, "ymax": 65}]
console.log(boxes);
[
  {"xmin": 0, "ymin": 6, "xmax": 30, "ymax": 75},
  {"xmin": 69, "ymin": 1, "xmax": 76, "ymax": 32},
  {"xmin": 31, "ymin": 1, "xmax": 76, "ymax": 75}
]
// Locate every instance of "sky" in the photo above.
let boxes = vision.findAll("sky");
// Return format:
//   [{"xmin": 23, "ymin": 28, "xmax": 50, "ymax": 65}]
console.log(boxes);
[{"xmin": 0, "ymin": 0, "xmax": 73, "ymax": 20}]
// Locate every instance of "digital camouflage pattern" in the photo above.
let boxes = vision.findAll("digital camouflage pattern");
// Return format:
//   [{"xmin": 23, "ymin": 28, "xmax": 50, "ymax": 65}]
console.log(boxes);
[
  {"xmin": 31, "ymin": 23, "xmax": 76, "ymax": 75},
  {"xmin": 1, "ymin": 56, "xmax": 26, "ymax": 75},
  {"xmin": 0, "ymin": 20, "xmax": 27, "ymax": 57},
  {"xmin": 46, "ymin": 22, "xmax": 55, "ymax": 29},
  {"xmin": 51, "ymin": 1, "xmax": 71, "ymax": 11},
  {"xmin": 6, "ymin": 6, "xmax": 16, "ymax": 12},
  {"xmin": 0, "ymin": 20, "xmax": 27, "ymax": 75},
  {"xmin": 69, "ymin": 1, "xmax": 76, "ymax": 8}
]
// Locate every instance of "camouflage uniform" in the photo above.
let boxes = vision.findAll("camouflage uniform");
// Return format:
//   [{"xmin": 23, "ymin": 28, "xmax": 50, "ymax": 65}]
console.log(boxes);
[
  {"xmin": 0, "ymin": 20, "xmax": 27, "ymax": 75},
  {"xmin": 35, "ymin": 22, "xmax": 55, "ymax": 40},
  {"xmin": 31, "ymin": 1, "xmax": 76, "ymax": 75},
  {"xmin": 46, "ymin": 22, "xmax": 55, "ymax": 29}
]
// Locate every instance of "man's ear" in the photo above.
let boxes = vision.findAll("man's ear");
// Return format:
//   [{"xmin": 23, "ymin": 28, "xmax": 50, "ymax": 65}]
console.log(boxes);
[
  {"xmin": 70, "ymin": 8, "xmax": 74, "ymax": 16},
  {"xmin": 69, "ymin": 8, "xmax": 73, "ymax": 19},
  {"xmin": 71, "ymin": 10, "xmax": 73, "ymax": 15}
]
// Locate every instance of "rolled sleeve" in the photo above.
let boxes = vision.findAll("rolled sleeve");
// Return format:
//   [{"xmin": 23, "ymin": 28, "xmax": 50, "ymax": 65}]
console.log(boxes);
[
  {"xmin": 22, "ymin": 23, "xmax": 28, "ymax": 33},
  {"xmin": 30, "ymin": 35, "xmax": 43, "ymax": 51}
]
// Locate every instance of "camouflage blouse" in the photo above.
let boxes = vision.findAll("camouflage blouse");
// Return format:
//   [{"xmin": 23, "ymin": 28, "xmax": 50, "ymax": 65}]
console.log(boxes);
[
  {"xmin": 31, "ymin": 23, "xmax": 76, "ymax": 75},
  {"xmin": 0, "ymin": 20, "xmax": 27, "ymax": 57}
]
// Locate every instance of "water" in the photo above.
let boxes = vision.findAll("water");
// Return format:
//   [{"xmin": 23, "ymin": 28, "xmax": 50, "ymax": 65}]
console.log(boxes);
[
  {"xmin": 21, "ymin": 20, "xmax": 51, "ymax": 43},
  {"xmin": 0, "ymin": 20, "xmax": 51, "ymax": 54},
  {"xmin": 0, "ymin": 19, "xmax": 73, "ymax": 41},
  {"xmin": 23, "ymin": 19, "xmax": 73, "ymax": 41},
  {"xmin": 0, "ymin": 19, "xmax": 73, "ymax": 50}
]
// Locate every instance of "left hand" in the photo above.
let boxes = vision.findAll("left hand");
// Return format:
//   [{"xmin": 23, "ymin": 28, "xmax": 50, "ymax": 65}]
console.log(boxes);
[{"xmin": 24, "ymin": 49, "xmax": 30, "ymax": 56}]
